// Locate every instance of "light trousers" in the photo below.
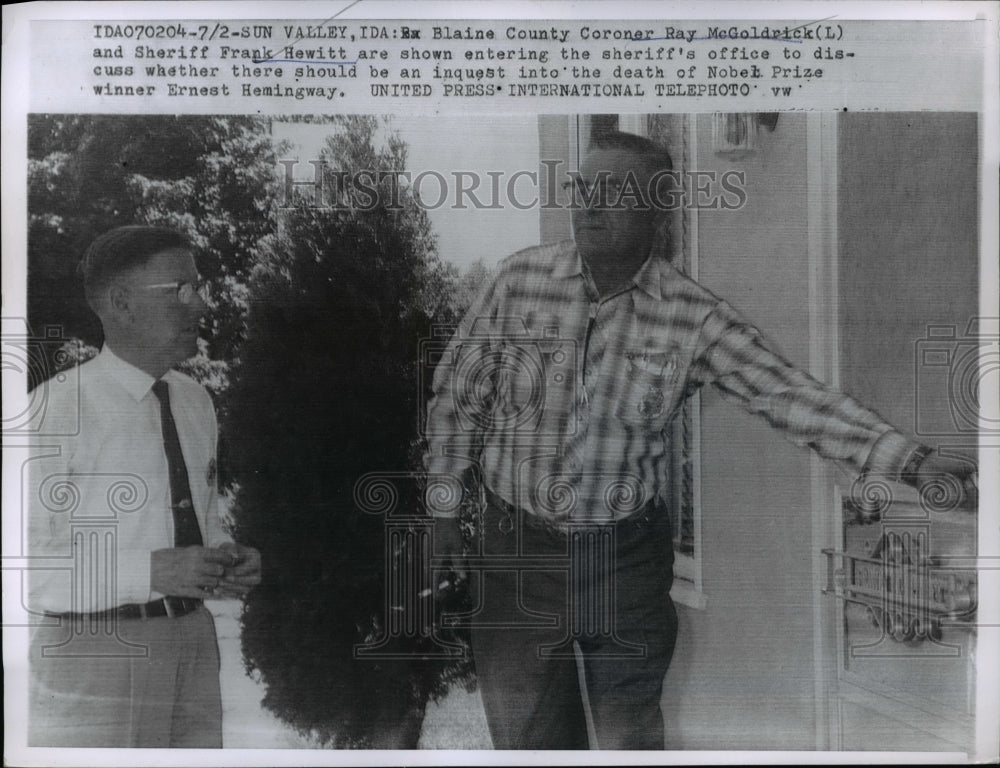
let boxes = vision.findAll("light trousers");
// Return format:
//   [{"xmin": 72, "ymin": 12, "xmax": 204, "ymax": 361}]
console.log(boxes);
[{"xmin": 29, "ymin": 604, "xmax": 222, "ymax": 748}]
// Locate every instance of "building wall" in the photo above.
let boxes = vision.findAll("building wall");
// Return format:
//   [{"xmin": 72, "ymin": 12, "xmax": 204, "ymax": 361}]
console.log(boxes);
[
  {"xmin": 660, "ymin": 111, "xmax": 978, "ymax": 750},
  {"xmin": 838, "ymin": 112, "xmax": 978, "ymax": 448}
]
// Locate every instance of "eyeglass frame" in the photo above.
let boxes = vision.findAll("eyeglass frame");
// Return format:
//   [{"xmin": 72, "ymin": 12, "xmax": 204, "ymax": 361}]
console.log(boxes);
[{"xmin": 140, "ymin": 279, "xmax": 211, "ymax": 305}]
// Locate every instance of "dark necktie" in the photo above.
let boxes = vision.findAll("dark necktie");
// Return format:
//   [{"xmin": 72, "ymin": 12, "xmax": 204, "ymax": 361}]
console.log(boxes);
[{"xmin": 152, "ymin": 379, "xmax": 203, "ymax": 547}]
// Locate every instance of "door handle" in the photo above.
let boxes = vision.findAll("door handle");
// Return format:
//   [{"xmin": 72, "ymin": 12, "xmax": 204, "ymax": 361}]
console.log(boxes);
[{"xmin": 822, "ymin": 548, "xmax": 976, "ymax": 644}]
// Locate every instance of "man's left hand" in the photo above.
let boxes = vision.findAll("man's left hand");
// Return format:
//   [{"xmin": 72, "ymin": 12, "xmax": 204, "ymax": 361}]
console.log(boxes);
[
  {"xmin": 916, "ymin": 453, "xmax": 978, "ymax": 512},
  {"xmin": 213, "ymin": 541, "xmax": 262, "ymax": 598}
]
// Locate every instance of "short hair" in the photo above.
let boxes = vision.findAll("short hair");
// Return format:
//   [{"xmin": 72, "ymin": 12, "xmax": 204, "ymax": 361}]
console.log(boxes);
[
  {"xmin": 80, "ymin": 225, "xmax": 192, "ymax": 310},
  {"xmin": 588, "ymin": 130, "xmax": 673, "ymax": 174}
]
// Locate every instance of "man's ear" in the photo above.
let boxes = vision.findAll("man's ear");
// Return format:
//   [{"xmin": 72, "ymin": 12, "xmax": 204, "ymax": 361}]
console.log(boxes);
[{"xmin": 107, "ymin": 284, "xmax": 132, "ymax": 321}]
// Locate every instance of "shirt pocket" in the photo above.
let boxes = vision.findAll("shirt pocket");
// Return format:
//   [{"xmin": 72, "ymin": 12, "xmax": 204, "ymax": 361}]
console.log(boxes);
[{"xmin": 614, "ymin": 350, "xmax": 685, "ymax": 430}]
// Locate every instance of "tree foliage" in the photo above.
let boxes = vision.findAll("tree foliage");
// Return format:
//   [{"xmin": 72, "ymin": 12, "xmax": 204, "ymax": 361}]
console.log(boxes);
[{"xmin": 221, "ymin": 116, "xmax": 471, "ymax": 747}]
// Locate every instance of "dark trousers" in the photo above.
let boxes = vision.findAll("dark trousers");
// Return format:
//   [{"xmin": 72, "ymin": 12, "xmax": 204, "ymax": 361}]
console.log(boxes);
[{"xmin": 469, "ymin": 495, "xmax": 678, "ymax": 750}]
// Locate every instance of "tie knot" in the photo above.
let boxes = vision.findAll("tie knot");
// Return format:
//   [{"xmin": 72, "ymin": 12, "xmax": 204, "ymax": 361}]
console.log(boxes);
[{"xmin": 152, "ymin": 378, "xmax": 170, "ymax": 403}]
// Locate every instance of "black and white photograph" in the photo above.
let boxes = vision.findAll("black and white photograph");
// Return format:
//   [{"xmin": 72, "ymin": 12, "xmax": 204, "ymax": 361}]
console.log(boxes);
[{"xmin": 2, "ymin": 2, "xmax": 997, "ymax": 765}]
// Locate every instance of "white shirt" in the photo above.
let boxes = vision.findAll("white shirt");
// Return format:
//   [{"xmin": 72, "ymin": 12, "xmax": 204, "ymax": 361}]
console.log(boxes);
[{"xmin": 27, "ymin": 347, "xmax": 231, "ymax": 613}]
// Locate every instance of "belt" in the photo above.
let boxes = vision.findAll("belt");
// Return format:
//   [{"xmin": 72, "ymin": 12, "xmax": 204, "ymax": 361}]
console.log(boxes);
[
  {"xmin": 46, "ymin": 596, "xmax": 203, "ymax": 622},
  {"xmin": 483, "ymin": 486, "xmax": 665, "ymax": 539},
  {"xmin": 484, "ymin": 486, "xmax": 564, "ymax": 536}
]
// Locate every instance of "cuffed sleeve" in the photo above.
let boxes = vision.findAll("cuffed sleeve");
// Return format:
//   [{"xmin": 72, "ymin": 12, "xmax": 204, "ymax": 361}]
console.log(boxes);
[{"xmin": 863, "ymin": 429, "xmax": 930, "ymax": 485}]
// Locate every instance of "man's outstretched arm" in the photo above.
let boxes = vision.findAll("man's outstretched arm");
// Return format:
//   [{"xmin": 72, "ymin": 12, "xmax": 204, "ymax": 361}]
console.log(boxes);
[{"xmin": 690, "ymin": 299, "xmax": 976, "ymax": 508}]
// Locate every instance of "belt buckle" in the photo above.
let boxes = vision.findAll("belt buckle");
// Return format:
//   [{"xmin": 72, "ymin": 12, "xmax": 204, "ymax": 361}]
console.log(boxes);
[{"xmin": 163, "ymin": 597, "xmax": 175, "ymax": 619}]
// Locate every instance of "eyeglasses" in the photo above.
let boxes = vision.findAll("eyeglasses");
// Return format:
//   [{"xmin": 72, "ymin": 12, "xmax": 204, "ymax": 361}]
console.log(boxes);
[{"xmin": 141, "ymin": 279, "xmax": 210, "ymax": 305}]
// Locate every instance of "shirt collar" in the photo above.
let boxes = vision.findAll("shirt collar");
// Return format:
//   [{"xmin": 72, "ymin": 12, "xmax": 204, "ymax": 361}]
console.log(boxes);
[
  {"xmin": 96, "ymin": 346, "xmax": 158, "ymax": 402},
  {"xmin": 550, "ymin": 241, "xmax": 584, "ymax": 279},
  {"xmin": 551, "ymin": 242, "xmax": 665, "ymax": 301},
  {"xmin": 632, "ymin": 253, "xmax": 665, "ymax": 301}
]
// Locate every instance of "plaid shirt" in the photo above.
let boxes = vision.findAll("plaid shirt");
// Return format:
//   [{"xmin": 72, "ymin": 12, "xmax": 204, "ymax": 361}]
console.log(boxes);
[{"xmin": 423, "ymin": 240, "xmax": 924, "ymax": 524}]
